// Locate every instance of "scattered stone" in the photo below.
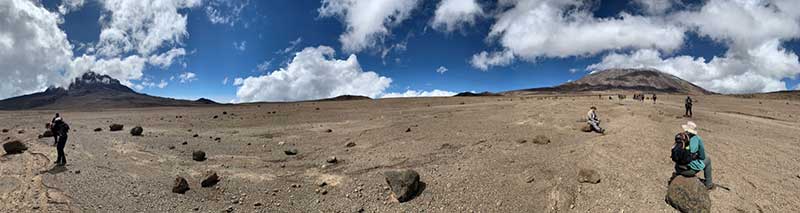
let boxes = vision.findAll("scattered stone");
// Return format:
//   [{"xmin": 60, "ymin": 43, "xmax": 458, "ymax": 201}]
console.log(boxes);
[
  {"xmin": 326, "ymin": 129, "xmax": 333, "ymax": 133},
  {"xmin": 345, "ymin": 142, "xmax": 356, "ymax": 147},
  {"xmin": 214, "ymin": 137, "xmax": 221, "ymax": 142},
  {"xmin": 666, "ymin": 176, "xmax": 711, "ymax": 212},
  {"xmin": 201, "ymin": 171, "xmax": 220, "ymax": 187},
  {"xmin": 109, "ymin": 124, "xmax": 124, "ymax": 131},
  {"xmin": 168, "ymin": 146, "xmax": 176, "ymax": 150},
  {"xmin": 93, "ymin": 128, "xmax": 102, "ymax": 132},
  {"xmin": 74, "ymin": 170, "xmax": 81, "ymax": 174},
  {"xmin": 1, "ymin": 129, "xmax": 7, "ymax": 133},
  {"xmin": 278, "ymin": 141, "xmax": 285, "ymax": 146},
  {"xmin": 172, "ymin": 176, "xmax": 190, "ymax": 194},
  {"xmin": 516, "ymin": 139, "xmax": 527, "ymax": 144},
  {"xmin": 182, "ymin": 141, "xmax": 188, "ymax": 145},
  {"xmin": 326, "ymin": 156, "xmax": 338, "ymax": 163},
  {"xmin": 193, "ymin": 151, "xmax": 207, "ymax": 161},
  {"xmin": 577, "ymin": 169, "xmax": 601, "ymax": 184},
  {"xmin": 315, "ymin": 107, "xmax": 320, "ymax": 110},
  {"xmin": 526, "ymin": 176, "xmax": 535, "ymax": 183},
  {"xmin": 405, "ymin": 128, "xmax": 412, "ymax": 133},
  {"xmin": 130, "ymin": 126, "xmax": 144, "ymax": 136},
  {"xmin": 223, "ymin": 111, "xmax": 228, "ymax": 115},
  {"xmin": 254, "ymin": 202, "xmax": 262, "ymax": 207},
  {"xmin": 17, "ymin": 130, "xmax": 25, "ymax": 134},
  {"xmin": 2, "ymin": 140, "xmax": 27, "ymax": 154},
  {"xmin": 40, "ymin": 130, "xmax": 54, "ymax": 138},
  {"xmin": 532, "ymin": 135, "xmax": 551, "ymax": 144},
  {"xmin": 284, "ymin": 148, "xmax": 298, "ymax": 155},
  {"xmin": 383, "ymin": 169, "xmax": 422, "ymax": 202},
  {"xmin": 193, "ymin": 134, "xmax": 199, "ymax": 138},
  {"xmin": 213, "ymin": 115, "xmax": 219, "ymax": 119}
]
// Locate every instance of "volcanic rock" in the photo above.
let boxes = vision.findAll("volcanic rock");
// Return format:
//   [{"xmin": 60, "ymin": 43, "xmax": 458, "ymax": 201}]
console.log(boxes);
[
  {"xmin": 193, "ymin": 151, "xmax": 207, "ymax": 161},
  {"xmin": 666, "ymin": 176, "xmax": 711, "ymax": 212},
  {"xmin": 130, "ymin": 126, "xmax": 143, "ymax": 136},
  {"xmin": 532, "ymin": 135, "xmax": 551, "ymax": 144},
  {"xmin": 93, "ymin": 128, "xmax": 102, "ymax": 132},
  {"xmin": 201, "ymin": 171, "xmax": 220, "ymax": 187},
  {"xmin": 384, "ymin": 169, "xmax": 422, "ymax": 202},
  {"xmin": 109, "ymin": 124, "xmax": 124, "ymax": 131},
  {"xmin": 3, "ymin": 140, "xmax": 27, "ymax": 154},
  {"xmin": 326, "ymin": 156, "xmax": 338, "ymax": 163},
  {"xmin": 172, "ymin": 176, "xmax": 190, "ymax": 194},
  {"xmin": 345, "ymin": 142, "xmax": 356, "ymax": 147},
  {"xmin": 284, "ymin": 148, "xmax": 298, "ymax": 155}
]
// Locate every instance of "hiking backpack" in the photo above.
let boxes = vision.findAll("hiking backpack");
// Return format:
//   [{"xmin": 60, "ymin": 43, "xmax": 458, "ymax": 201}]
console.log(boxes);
[{"xmin": 671, "ymin": 132, "xmax": 697, "ymax": 165}]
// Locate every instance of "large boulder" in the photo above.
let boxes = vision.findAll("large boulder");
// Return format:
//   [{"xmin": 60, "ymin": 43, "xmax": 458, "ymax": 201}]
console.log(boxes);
[
  {"xmin": 3, "ymin": 140, "xmax": 27, "ymax": 154},
  {"xmin": 109, "ymin": 124, "xmax": 124, "ymax": 131},
  {"xmin": 384, "ymin": 169, "xmax": 422, "ymax": 202},
  {"xmin": 666, "ymin": 176, "xmax": 711, "ymax": 212},
  {"xmin": 172, "ymin": 176, "xmax": 190, "ymax": 194},
  {"xmin": 130, "ymin": 126, "xmax": 143, "ymax": 136},
  {"xmin": 201, "ymin": 171, "xmax": 220, "ymax": 187},
  {"xmin": 192, "ymin": 151, "xmax": 207, "ymax": 161}
]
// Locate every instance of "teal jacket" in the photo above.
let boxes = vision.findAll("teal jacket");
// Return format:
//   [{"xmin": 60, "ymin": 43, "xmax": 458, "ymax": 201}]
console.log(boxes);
[{"xmin": 687, "ymin": 135, "xmax": 706, "ymax": 171}]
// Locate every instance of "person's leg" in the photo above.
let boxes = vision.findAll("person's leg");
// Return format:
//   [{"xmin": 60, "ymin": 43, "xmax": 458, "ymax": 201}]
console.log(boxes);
[
  {"xmin": 56, "ymin": 136, "xmax": 67, "ymax": 165},
  {"xmin": 590, "ymin": 121, "xmax": 603, "ymax": 133},
  {"xmin": 703, "ymin": 157, "xmax": 713, "ymax": 188}
]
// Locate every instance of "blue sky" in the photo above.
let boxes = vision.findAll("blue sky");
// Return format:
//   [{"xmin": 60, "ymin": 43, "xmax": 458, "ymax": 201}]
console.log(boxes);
[{"xmin": 3, "ymin": 0, "xmax": 800, "ymax": 102}]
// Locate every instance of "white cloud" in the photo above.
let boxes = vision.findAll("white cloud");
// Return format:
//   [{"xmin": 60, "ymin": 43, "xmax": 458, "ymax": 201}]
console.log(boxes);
[
  {"xmin": 179, "ymin": 72, "xmax": 198, "ymax": 83},
  {"xmin": 233, "ymin": 40, "xmax": 246, "ymax": 51},
  {"xmin": 318, "ymin": 0, "xmax": 420, "ymax": 53},
  {"xmin": 205, "ymin": 0, "xmax": 249, "ymax": 26},
  {"xmin": 470, "ymin": 50, "xmax": 515, "ymax": 71},
  {"xmin": 59, "ymin": 0, "xmax": 87, "ymax": 14},
  {"xmin": 633, "ymin": 0, "xmax": 674, "ymax": 15},
  {"xmin": 222, "ymin": 77, "xmax": 229, "ymax": 85},
  {"xmin": 0, "ymin": 0, "xmax": 74, "ymax": 99},
  {"xmin": 148, "ymin": 48, "xmax": 186, "ymax": 68},
  {"xmin": 256, "ymin": 59, "xmax": 272, "ymax": 72},
  {"xmin": 94, "ymin": 0, "xmax": 201, "ymax": 57},
  {"xmin": 235, "ymin": 46, "xmax": 392, "ymax": 102},
  {"xmin": 431, "ymin": 0, "xmax": 483, "ymax": 32},
  {"xmin": 382, "ymin": 89, "xmax": 457, "ymax": 98},
  {"xmin": 472, "ymin": 0, "xmax": 685, "ymax": 69},
  {"xmin": 67, "ymin": 54, "xmax": 148, "ymax": 87},
  {"xmin": 279, "ymin": 37, "xmax": 303, "ymax": 54},
  {"xmin": 140, "ymin": 78, "xmax": 169, "ymax": 89},
  {"xmin": 436, "ymin": 66, "xmax": 448, "ymax": 74}
]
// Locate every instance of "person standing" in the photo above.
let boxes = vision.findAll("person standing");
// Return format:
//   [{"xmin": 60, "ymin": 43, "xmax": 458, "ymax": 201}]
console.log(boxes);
[
  {"xmin": 51, "ymin": 117, "xmax": 70, "ymax": 166},
  {"xmin": 671, "ymin": 121, "xmax": 714, "ymax": 190},
  {"xmin": 587, "ymin": 106, "xmax": 605, "ymax": 134},
  {"xmin": 685, "ymin": 96, "xmax": 693, "ymax": 117},
  {"xmin": 652, "ymin": 94, "xmax": 657, "ymax": 104}
]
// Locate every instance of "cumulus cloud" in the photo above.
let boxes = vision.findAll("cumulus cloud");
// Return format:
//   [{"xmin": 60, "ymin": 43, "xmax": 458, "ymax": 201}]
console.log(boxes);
[
  {"xmin": 436, "ymin": 66, "xmax": 448, "ymax": 74},
  {"xmin": 472, "ymin": 0, "xmax": 685, "ymax": 70},
  {"xmin": 256, "ymin": 59, "xmax": 272, "ymax": 72},
  {"xmin": 0, "ymin": 0, "xmax": 74, "ymax": 99},
  {"xmin": 470, "ymin": 50, "xmax": 515, "ymax": 71},
  {"xmin": 278, "ymin": 37, "xmax": 303, "ymax": 54},
  {"xmin": 148, "ymin": 48, "xmax": 186, "ymax": 68},
  {"xmin": 431, "ymin": 0, "xmax": 483, "ymax": 32},
  {"xmin": 381, "ymin": 89, "xmax": 457, "ymax": 98},
  {"xmin": 205, "ymin": 0, "xmax": 249, "ymax": 26},
  {"xmin": 235, "ymin": 46, "xmax": 392, "ymax": 102},
  {"xmin": 59, "ymin": 0, "xmax": 87, "ymax": 14},
  {"xmin": 319, "ymin": 0, "xmax": 420, "ymax": 53},
  {"xmin": 94, "ymin": 0, "xmax": 201, "ymax": 57},
  {"xmin": 178, "ymin": 72, "xmax": 198, "ymax": 83},
  {"xmin": 222, "ymin": 77, "xmax": 229, "ymax": 85},
  {"xmin": 140, "ymin": 78, "xmax": 169, "ymax": 89},
  {"xmin": 633, "ymin": 0, "xmax": 674, "ymax": 15},
  {"xmin": 67, "ymin": 54, "xmax": 148, "ymax": 87}
]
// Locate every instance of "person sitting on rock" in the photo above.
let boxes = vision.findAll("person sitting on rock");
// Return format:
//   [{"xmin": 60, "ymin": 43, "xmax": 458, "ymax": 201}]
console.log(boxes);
[
  {"xmin": 671, "ymin": 121, "xmax": 714, "ymax": 190},
  {"xmin": 587, "ymin": 106, "xmax": 605, "ymax": 134},
  {"xmin": 51, "ymin": 116, "xmax": 70, "ymax": 166}
]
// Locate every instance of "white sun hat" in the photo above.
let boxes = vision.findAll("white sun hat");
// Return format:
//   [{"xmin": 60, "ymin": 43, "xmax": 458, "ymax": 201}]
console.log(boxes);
[{"xmin": 682, "ymin": 121, "xmax": 697, "ymax": 134}]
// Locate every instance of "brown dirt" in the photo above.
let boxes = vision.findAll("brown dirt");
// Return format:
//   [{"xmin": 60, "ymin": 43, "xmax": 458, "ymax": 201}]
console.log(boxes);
[{"xmin": 0, "ymin": 94, "xmax": 799, "ymax": 212}]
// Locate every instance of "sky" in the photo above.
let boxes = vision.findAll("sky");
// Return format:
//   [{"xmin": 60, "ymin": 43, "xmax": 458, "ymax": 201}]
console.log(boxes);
[{"xmin": 2, "ymin": 0, "xmax": 800, "ymax": 103}]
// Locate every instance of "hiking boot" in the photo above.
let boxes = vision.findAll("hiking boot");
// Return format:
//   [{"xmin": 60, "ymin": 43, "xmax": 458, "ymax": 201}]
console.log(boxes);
[{"xmin": 705, "ymin": 183, "xmax": 716, "ymax": 190}]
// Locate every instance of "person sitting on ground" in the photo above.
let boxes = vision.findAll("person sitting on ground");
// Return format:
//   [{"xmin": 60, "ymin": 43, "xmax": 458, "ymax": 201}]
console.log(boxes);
[
  {"xmin": 51, "ymin": 116, "xmax": 70, "ymax": 166},
  {"xmin": 671, "ymin": 121, "xmax": 714, "ymax": 190},
  {"xmin": 587, "ymin": 106, "xmax": 605, "ymax": 134}
]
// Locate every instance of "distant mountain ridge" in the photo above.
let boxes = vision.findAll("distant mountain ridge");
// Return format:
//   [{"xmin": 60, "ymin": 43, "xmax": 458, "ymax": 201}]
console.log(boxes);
[
  {"xmin": 0, "ymin": 72, "xmax": 218, "ymax": 110},
  {"xmin": 507, "ymin": 68, "xmax": 714, "ymax": 95}
]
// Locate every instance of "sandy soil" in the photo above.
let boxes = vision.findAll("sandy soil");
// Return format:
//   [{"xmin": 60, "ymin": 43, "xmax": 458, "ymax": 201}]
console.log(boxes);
[{"xmin": 1, "ymin": 94, "xmax": 799, "ymax": 212}]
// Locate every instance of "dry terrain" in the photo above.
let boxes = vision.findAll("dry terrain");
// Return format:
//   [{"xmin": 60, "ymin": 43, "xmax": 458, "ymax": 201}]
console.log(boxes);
[{"xmin": 1, "ymin": 94, "xmax": 800, "ymax": 212}]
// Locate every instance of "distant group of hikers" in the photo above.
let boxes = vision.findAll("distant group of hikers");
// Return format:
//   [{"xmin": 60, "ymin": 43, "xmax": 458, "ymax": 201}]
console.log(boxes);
[
  {"xmin": 586, "ymin": 95, "xmax": 713, "ymax": 190},
  {"xmin": 632, "ymin": 93, "xmax": 657, "ymax": 103}
]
